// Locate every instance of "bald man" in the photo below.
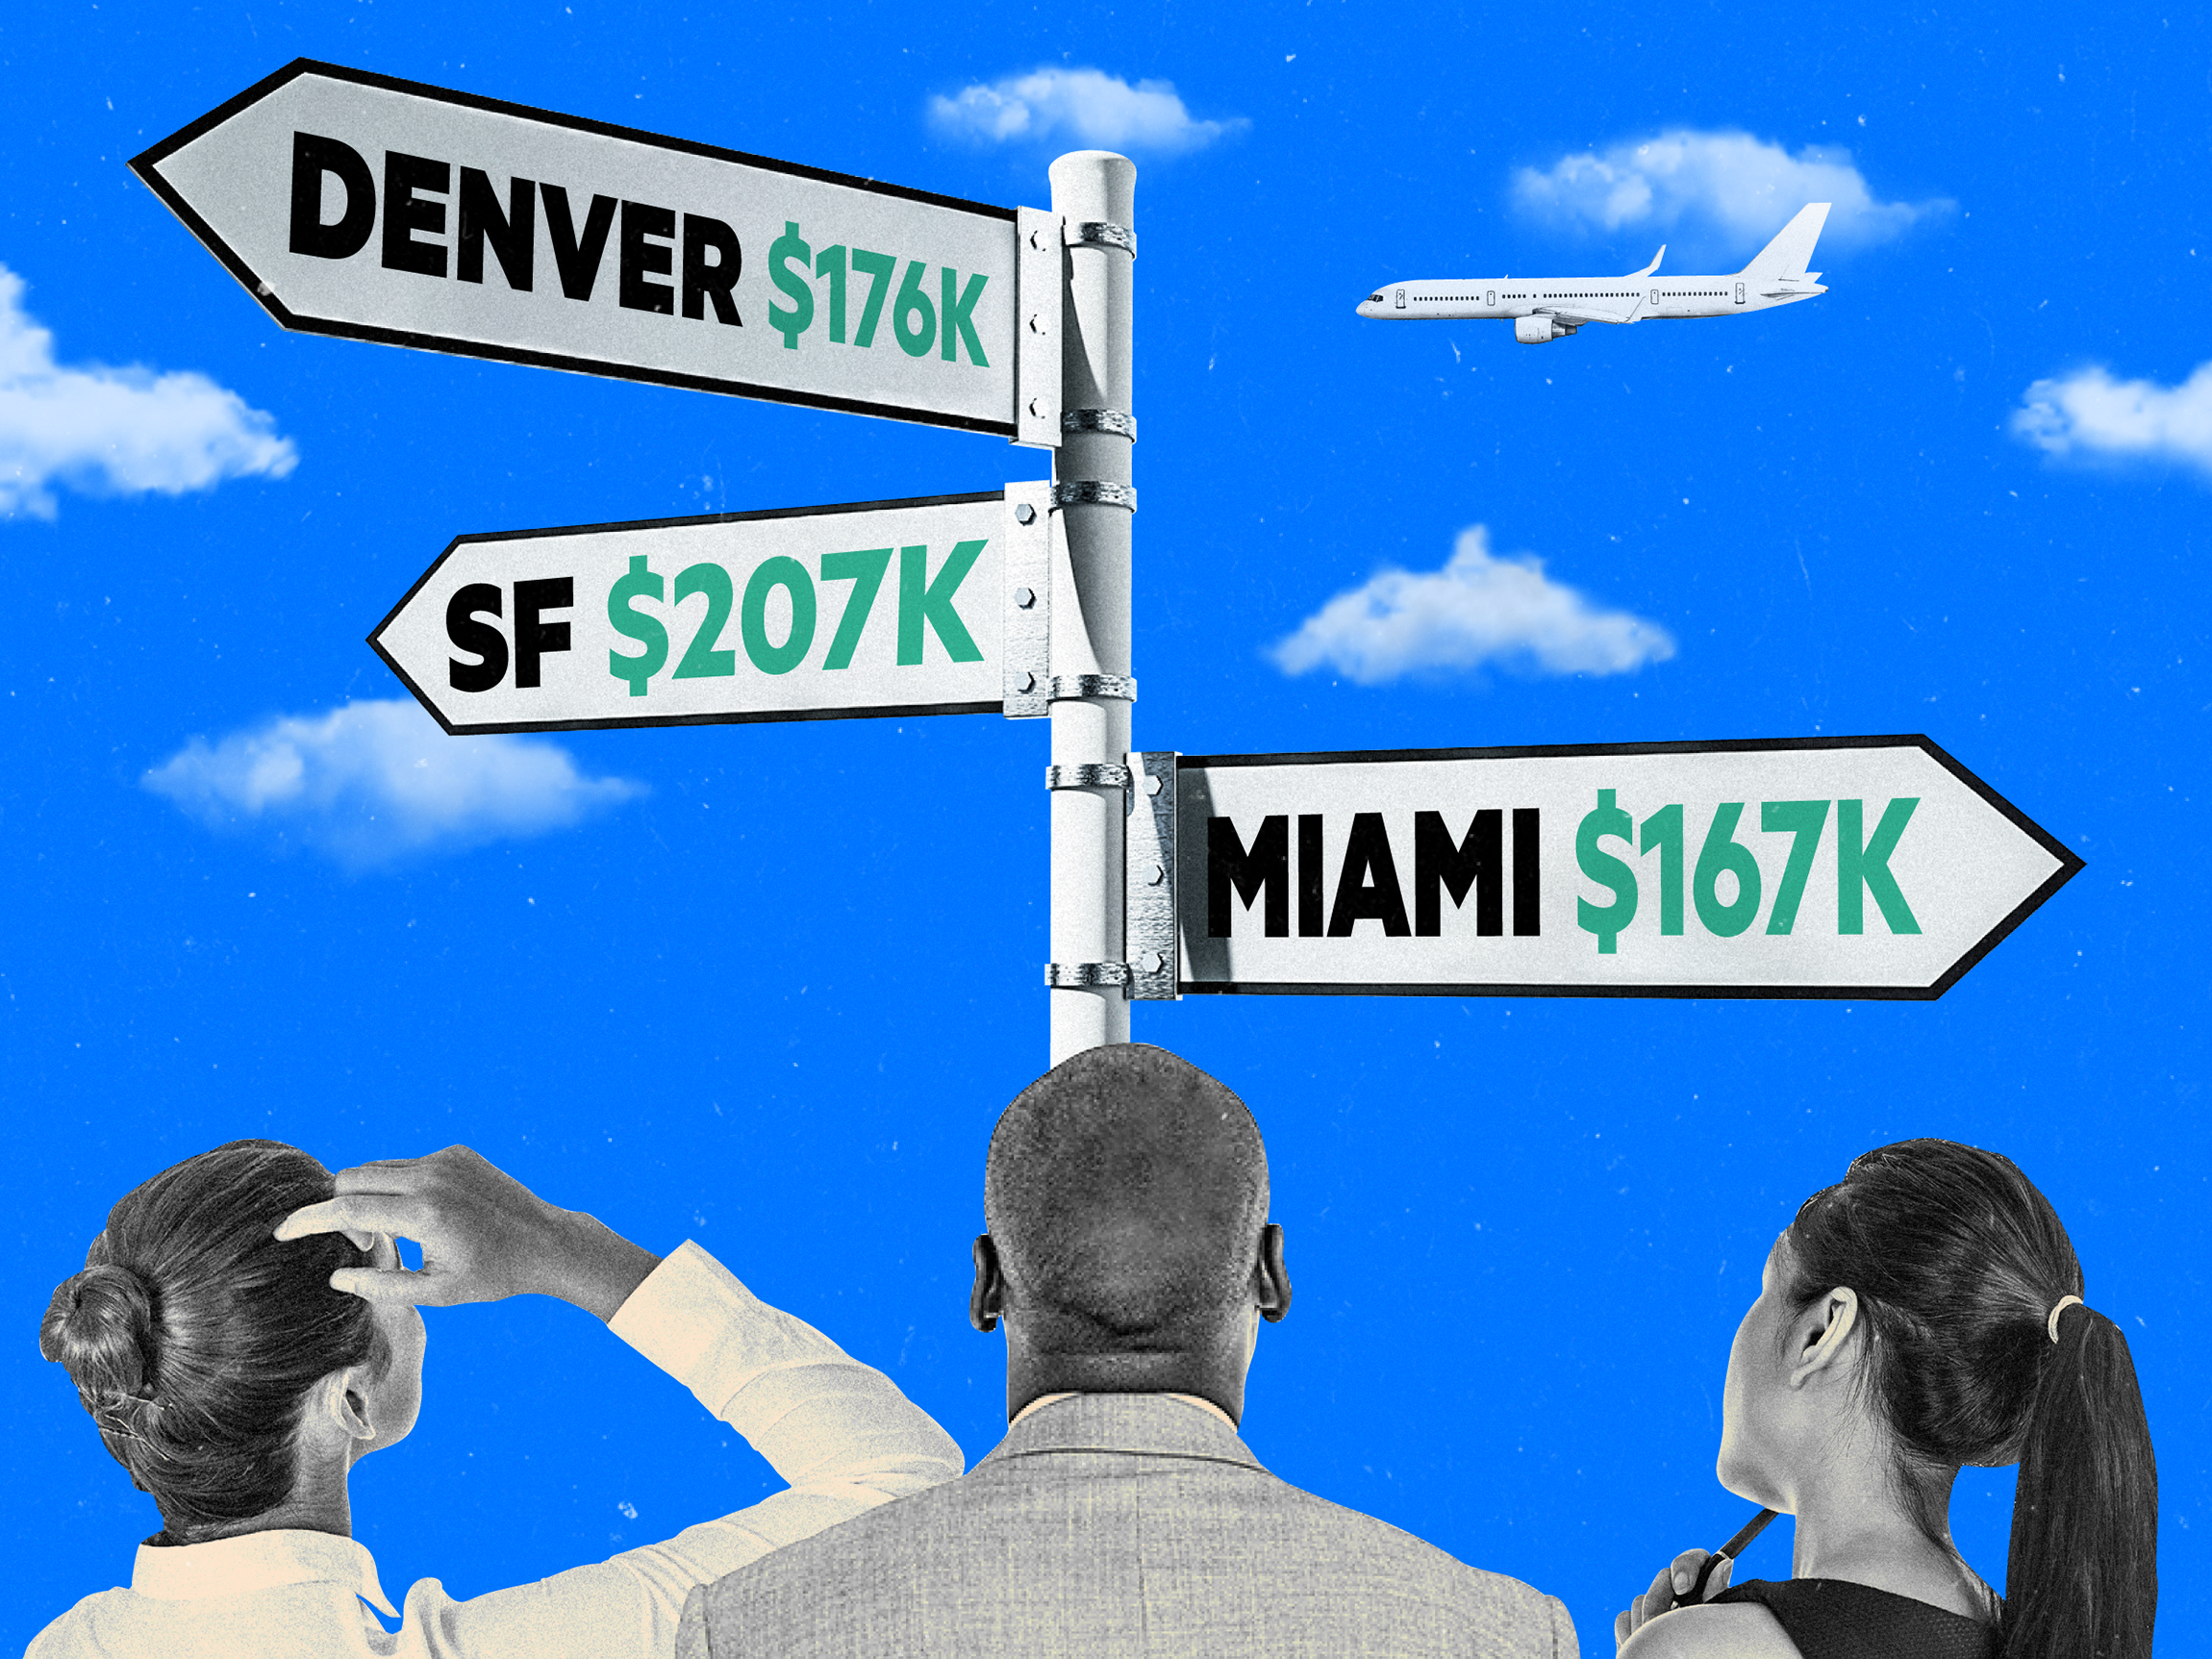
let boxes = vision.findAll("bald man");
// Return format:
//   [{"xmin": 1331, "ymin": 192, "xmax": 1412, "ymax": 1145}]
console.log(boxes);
[{"xmin": 675, "ymin": 1043, "xmax": 1576, "ymax": 1659}]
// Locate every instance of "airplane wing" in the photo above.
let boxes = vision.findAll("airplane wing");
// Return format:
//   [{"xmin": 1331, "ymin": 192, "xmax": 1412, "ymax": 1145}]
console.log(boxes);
[{"xmin": 1535, "ymin": 302, "xmax": 1634, "ymax": 327}]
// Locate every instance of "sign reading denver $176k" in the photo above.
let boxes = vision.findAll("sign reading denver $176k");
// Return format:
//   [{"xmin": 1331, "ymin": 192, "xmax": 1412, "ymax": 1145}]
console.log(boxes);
[{"xmin": 133, "ymin": 60, "xmax": 1019, "ymax": 435}]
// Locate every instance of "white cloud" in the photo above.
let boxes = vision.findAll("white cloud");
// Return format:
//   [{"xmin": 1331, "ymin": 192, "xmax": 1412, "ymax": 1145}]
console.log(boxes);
[
  {"xmin": 0, "ymin": 264, "xmax": 296, "ymax": 519},
  {"xmin": 1512, "ymin": 129, "xmax": 1950, "ymax": 254},
  {"xmin": 2012, "ymin": 362, "xmax": 2212, "ymax": 476},
  {"xmin": 144, "ymin": 698, "xmax": 642, "ymax": 867},
  {"xmin": 1269, "ymin": 526, "xmax": 1676, "ymax": 686},
  {"xmin": 929, "ymin": 68, "xmax": 1246, "ymax": 153}
]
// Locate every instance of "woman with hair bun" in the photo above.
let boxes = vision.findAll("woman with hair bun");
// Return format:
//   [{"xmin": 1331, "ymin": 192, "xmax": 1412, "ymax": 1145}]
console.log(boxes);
[
  {"xmin": 32, "ymin": 1140, "xmax": 961, "ymax": 1658},
  {"xmin": 1616, "ymin": 1138, "xmax": 2156, "ymax": 1659},
  {"xmin": 39, "ymin": 1142, "xmax": 418, "ymax": 1546}
]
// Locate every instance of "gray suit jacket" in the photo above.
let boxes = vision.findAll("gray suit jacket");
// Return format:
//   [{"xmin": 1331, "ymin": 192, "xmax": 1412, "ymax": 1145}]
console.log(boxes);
[{"xmin": 677, "ymin": 1393, "xmax": 1577, "ymax": 1658}]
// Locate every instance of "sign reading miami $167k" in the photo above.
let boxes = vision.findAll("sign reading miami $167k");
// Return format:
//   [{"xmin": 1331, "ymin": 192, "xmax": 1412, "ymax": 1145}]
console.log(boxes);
[
  {"xmin": 372, "ymin": 493, "xmax": 1010, "ymax": 733},
  {"xmin": 133, "ymin": 60, "xmax": 1018, "ymax": 434},
  {"xmin": 1175, "ymin": 740, "xmax": 2080, "ymax": 999}
]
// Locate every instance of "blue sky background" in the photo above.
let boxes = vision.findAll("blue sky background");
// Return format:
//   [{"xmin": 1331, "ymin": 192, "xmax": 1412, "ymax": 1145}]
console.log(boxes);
[{"xmin": 4, "ymin": 1, "xmax": 2204, "ymax": 1648}]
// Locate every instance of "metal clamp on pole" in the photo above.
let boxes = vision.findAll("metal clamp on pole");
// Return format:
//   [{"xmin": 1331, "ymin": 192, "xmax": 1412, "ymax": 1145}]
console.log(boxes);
[
  {"xmin": 1044, "ymin": 962, "xmax": 1134, "ymax": 989},
  {"xmin": 1069, "ymin": 220, "xmax": 1137, "ymax": 259},
  {"xmin": 1047, "ymin": 673, "xmax": 1137, "ymax": 703},
  {"xmin": 1051, "ymin": 479, "xmax": 1137, "ymax": 512},
  {"xmin": 1045, "ymin": 763, "xmax": 1131, "ymax": 791},
  {"xmin": 1062, "ymin": 408, "xmax": 1137, "ymax": 442}
]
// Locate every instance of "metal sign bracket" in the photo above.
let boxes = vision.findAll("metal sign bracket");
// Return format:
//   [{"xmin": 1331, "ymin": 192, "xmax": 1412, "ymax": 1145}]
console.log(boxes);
[
  {"xmin": 1014, "ymin": 206, "xmax": 1064, "ymax": 449},
  {"xmin": 1125, "ymin": 750, "xmax": 1180, "ymax": 999},
  {"xmin": 1002, "ymin": 481, "xmax": 1053, "ymax": 716}
]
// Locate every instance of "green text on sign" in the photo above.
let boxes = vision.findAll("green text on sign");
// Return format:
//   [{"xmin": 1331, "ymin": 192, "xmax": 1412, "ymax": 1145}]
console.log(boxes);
[
  {"xmin": 1576, "ymin": 790, "xmax": 1921, "ymax": 953},
  {"xmin": 768, "ymin": 221, "xmax": 991, "ymax": 364},
  {"xmin": 603, "ymin": 540, "xmax": 986, "ymax": 694}
]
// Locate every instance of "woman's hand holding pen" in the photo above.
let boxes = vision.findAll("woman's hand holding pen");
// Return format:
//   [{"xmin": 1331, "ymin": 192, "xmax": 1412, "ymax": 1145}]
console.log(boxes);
[
  {"xmin": 1614, "ymin": 1548, "xmax": 1733, "ymax": 1651},
  {"xmin": 276, "ymin": 1144, "xmax": 662, "ymax": 1322}
]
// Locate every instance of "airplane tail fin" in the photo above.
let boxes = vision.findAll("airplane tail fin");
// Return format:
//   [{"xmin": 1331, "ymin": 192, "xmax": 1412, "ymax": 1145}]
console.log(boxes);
[
  {"xmin": 1627, "ymin": 244, "xmax": 1666, "ymax": 278},
  {"xmin": 1739, "ymin": 204, "xmax": 1830, "ymax": 278}
]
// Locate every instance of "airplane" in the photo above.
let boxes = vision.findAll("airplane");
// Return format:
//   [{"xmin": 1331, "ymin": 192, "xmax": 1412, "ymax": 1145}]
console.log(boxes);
[{"xmin": 1356, "ymin": 203, "xmax": 1831, "ymax": 342}]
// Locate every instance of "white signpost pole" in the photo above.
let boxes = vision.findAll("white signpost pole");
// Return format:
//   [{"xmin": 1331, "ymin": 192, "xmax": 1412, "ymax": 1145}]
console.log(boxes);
[{"xmin": 1044, "ymin": 152, "xmax": 1138, "ymax": 1065}]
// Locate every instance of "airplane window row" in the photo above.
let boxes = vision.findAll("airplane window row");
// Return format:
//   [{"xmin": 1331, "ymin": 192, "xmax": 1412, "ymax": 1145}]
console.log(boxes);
[
  {"xmin": 1375, "ymin": 289, "xmax": 1735, "ymax": 301},
  {"xmin": 1372, "ymin": 287, "xmax": 1737, "ymax": 305},
  {"xmin": 1376, "ymin": 290, "xmax": 1745, "ymax": 303}
]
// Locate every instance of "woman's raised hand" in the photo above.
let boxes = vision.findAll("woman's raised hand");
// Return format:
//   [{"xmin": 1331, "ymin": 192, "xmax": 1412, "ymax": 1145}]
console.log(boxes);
[
  {"xmin": 1613, "ymin": 1548, "xmax": 1731, "ymax": 1651},
  {"xmin": 275, "ymin": 1145, "xmax": 661, "ymax": 1321}
]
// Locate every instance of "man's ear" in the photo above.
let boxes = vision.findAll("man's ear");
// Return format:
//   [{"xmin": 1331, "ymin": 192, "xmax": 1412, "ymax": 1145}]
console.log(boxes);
[
  {"xmin": 1254, "ymin": 1223, "xmax": 1291, "ymax": 1324},
  {"xmin": 969, "ymin": 1234, "xmax": 1004, "ymax": 1333},
  {"xmin": 1787, "ymin": 1287, "xmax": 1860, "ymax": 1390}
]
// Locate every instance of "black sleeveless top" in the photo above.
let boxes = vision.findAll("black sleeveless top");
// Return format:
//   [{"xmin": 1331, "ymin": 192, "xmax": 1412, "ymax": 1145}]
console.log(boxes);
[{"xmin": 1709, "ymin": 1578, "xmax": 2002, "ymax": 1659}]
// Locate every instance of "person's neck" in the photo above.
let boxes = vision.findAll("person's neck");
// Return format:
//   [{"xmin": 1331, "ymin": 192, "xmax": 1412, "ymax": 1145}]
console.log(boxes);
[
  {"xmin": 174, "ymin": 1462, "xmax": 354, "ymax": 1545},
  {"xmin": 1786, "ymin": 1464, "xmax": 1988, "ymax": 1619},
  {"xmin": 1006, "ymin": 1328, "xmax": 1250, "ymax": 1425}
]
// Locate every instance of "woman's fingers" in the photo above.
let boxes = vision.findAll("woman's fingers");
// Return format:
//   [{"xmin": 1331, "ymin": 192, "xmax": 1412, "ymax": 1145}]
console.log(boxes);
[
  {"xmin": 1616, "ymin": 1544, "xmax": 1723, "ymax": 1650},
  {"xmin": 275, "ymin": 1193, "xmax": 423, "ymax": 1243},
  {"xmin": 1665, "ymin": 1547, "xmax": 1716, "ymax": 1603},
  {"xmin": 1617, "ymin": 1564, "xmax": 1672, "ymax": 1641},
  {"xmin": 328, "ymin": 1265, "xmax": 433, "ymax": 1303},
  {"xmin": 333, "ymin": 1158, "xmax": 436, "ymax": 1192},
  {"xmin": 278, "ymin": 1147, "xmax": 650, "ymax": 1319},
  {"xmin": 277, "ymin": 1147, "xmax": 563, "ymax": 1306}
]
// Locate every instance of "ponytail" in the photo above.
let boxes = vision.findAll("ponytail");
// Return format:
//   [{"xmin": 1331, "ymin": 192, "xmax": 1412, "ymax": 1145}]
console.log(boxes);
[{"xmin": 2003, "ymin": 1302, "xmax": 2157, "ymax": 1659}]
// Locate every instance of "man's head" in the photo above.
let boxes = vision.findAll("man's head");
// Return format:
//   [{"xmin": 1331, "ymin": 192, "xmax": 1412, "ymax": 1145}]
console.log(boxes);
[{"xmin": 971, "ymin": 1044, "xmax": 1290, "ymax": 1420}]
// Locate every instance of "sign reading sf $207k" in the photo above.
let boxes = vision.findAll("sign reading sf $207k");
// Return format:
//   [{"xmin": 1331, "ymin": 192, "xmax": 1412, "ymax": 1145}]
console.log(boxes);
[
  {"xmin": 372, "ymin": 491, "xmax": 1015, "ymax": 733},
  {"xmin": 1176, "ymin": 738, "xmax": 2080, "ymax": 999},
  {"xmin": 132, "ymin": 60, "xmax": 1018, "ymax": 435}
]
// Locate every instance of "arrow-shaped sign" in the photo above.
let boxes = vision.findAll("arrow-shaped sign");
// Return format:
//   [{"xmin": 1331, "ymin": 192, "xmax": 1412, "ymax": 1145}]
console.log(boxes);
[
  {"xmin": 133, "ymin": 60, "xmax": 1045, "ymax": 437},
  {"xmin": 373, "ymin": 490, "xmax": 1047, "ymax": 733},
  {"xmin": 1168, "ymin": 737, "xmax": 2079, "ymax": 999}
]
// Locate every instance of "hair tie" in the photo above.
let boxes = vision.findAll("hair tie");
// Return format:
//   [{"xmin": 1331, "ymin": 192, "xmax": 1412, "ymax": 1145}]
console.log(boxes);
[{"xmin": 2047, "ymin": 1295, "xmax": 2083, "ymax": 1343}]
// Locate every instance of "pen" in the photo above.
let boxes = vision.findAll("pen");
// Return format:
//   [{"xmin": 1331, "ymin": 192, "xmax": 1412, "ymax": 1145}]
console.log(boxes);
[{"xmin": 1671, "ymin": 1507, "xmax": 1779, "ymax": 1611}]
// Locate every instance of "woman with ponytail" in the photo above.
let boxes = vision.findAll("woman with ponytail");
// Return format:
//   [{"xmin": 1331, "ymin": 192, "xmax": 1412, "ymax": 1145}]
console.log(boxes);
[
  {"xmin": 1614, "ymin": 1138, "xmax": 2155, "ymax": 1659},
  {"xmin": 32, "ymin": 1140, "xmax": 960, "ymax": 1658}
]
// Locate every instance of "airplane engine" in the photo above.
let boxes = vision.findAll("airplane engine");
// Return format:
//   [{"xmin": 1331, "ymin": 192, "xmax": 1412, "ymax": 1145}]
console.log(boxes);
[{"xmin": 1514, "ymin": 315, "xmax": 1562, "ymax": 344}]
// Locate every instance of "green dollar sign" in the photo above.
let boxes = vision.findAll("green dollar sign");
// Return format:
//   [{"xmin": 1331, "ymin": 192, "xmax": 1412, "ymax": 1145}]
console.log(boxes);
[
  {"xmin": 607, "ymin": 554, "xmax": 667, "ymax": 696},
  {"xmin": 1575, "ymin": 788, "xmax": 1639, "ymax": 955},
  {"xmin": 768, "ymin": 221, "xmax": 814, "ymax": 350}
]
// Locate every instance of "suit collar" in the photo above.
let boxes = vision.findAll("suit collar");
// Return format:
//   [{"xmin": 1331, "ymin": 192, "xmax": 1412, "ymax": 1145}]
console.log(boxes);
[{"xmin": 981, "ymin": 1393, "xmax": 1268, "ymax": 1471}]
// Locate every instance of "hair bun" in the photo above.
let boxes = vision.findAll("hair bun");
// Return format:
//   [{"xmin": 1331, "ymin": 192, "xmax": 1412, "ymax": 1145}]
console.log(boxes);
[{"xmin": 40, "ymin": 1260, "xmax": 160, "ymax": 1404}]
